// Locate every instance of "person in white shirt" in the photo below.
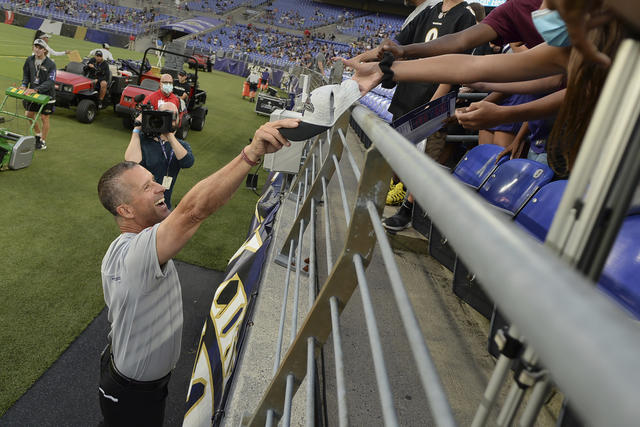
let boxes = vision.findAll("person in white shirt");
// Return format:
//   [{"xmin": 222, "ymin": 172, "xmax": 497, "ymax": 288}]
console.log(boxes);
[
  {"xmin": 89, "ymin": 43, "xmax": 115, "ymax": 62},
  {"xmin": 34, "ymin": 31, "xmax": 70, "ymax": 57}
]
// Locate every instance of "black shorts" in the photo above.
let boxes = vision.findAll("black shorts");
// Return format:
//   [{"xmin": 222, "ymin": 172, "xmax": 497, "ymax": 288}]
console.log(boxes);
[
  {"xmin": 249, "ymin": 83, "xmax": 258, "ymax": 91},
  {"xmin": 23, "ymin": 100, "xmax": 55, "ymax": 115}
]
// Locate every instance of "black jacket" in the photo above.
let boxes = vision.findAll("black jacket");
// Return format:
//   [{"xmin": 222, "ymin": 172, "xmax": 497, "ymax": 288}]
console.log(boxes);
[
  {"xmin": 22, "ymin": 55, "xmax": 57, "ymax": 99},
  {"xmin": 86, "ymin": 57, "xmax": 111, "ymax": 81}
]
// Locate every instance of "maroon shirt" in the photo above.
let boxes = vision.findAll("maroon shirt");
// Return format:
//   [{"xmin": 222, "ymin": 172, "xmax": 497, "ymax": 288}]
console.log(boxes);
[{"xmin": 482, "ymin": 0, "xmax": 544, "ymax": 48}]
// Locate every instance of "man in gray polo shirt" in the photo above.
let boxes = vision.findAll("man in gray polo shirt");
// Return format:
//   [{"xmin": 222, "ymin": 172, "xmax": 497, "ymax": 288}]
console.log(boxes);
[{"xmin": 97, "ymin": 117, "xmax": 299, "ymax": 426}]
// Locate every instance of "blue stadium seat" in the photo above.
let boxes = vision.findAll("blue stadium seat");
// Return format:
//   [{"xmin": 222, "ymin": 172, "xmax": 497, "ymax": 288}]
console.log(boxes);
[
  {"xmin": 514, "ymin": 180, "xmax": 568, "ymax": 242},
  {"xmin": 479, "ymin": 159, "xmax": 554, "ymax": 216},
  {"xmin": 598, "ymin": 215, "xmax": 640, "ymax": 319},
  {"xmin": 452, "ymin": 144, "xmax": 505, "ymax": 189}
]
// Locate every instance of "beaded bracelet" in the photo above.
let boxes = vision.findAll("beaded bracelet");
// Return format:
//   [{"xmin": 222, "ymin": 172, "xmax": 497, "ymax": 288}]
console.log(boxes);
[
  {"xmin": 241, "ymin": 147, "xmax": 260, "ymax": 167},
  {"xmin": 379, "ymin": 52, "xmax": 397, "ymax": 89}
]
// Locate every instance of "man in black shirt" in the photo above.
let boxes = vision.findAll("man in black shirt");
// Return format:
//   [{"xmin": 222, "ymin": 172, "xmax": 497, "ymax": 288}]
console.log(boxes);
[
  {"xmin": 85, "ymin": 50, "xmax": 110, "ymax": 108},
  {"xmin": 21, "ymin": 39, "xmax": 57, "ymax": 150},
  {"xmin": 173, "ymin": 70, "xmax": 191, "ymax": 108},
  {"xmin": 388, "ymin": 0, "xmax": 476, "ymax": 119}
]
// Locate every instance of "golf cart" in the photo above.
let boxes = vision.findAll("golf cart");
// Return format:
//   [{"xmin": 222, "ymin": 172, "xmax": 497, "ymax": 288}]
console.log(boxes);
[
  {"xmin": 54, "ymin": 59, "xmax": 131, "ymax": 123},
  {"xmin": 115, "ymin": 47, "xmax": 208, "ymax": 139}
]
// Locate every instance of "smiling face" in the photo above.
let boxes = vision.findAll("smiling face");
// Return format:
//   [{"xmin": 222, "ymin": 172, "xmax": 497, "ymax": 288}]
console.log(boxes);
[
  {"xmin": 118, "ymin": 165, "xmax": 170, "ymax": 228},
  {"xmin": 33, "ymin": 44, "xmax": 47, "ymax": 59}
]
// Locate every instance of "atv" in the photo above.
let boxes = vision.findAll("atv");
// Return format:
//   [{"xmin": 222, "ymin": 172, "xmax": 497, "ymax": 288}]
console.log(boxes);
[
  {"xmin": 53, "ymin": 60, "xmax": 131, "ymax": 123},
  {"xmin": 115, "ymin": 47, "xmax": 208, "ymax": 139}
]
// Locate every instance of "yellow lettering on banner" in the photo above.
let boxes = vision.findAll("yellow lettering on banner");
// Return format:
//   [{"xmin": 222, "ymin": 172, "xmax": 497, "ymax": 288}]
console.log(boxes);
[
  {"xmin": 212, "ymin": 273, "xmax": 248, "ymax": 390},
  {"xmin": 183, "ymin": 342, "xmax": 215, "ymax": 423}
]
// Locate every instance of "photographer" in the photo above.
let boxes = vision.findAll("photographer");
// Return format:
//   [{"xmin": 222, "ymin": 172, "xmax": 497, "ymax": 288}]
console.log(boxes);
[
  {"xmin": 124, "ymin": 102, "xmax": 194, "ymax": 209},
  {"xmin": 85, "ymin": 50, "xmax": 110, "ymax": 109}
]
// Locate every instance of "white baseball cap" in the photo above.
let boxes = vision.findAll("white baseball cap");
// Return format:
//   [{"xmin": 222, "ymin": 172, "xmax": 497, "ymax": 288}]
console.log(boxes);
[
  {"xmin": 33, "ymin": 38, "xmax": 50, "ymax": 52},
  {"xmin": 279, "ymin": 79, "xmax": 361, "ymax": 141}
]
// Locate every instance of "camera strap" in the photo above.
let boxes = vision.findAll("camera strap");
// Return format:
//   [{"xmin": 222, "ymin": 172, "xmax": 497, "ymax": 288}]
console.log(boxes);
[{"xmin": 159, "ymin": 140, "xmax": 174, "ymax": 178}]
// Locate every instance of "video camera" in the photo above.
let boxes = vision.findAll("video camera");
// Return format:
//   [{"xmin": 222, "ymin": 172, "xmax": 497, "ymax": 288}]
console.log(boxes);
[{"xmin": 133, "ymin": 94, "xmax": 176, "ymax": 135}]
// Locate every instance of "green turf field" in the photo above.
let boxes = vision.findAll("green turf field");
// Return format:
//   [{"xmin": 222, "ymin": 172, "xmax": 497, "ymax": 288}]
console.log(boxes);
[{"xmin": 0, "ymin": 23, "xmax": 270, "ymax": 415}]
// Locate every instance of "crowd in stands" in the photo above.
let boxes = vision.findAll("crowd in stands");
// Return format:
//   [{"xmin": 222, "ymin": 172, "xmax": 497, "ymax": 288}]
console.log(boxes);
[
  {"xmin": 258, "ymin": 0, "xmax": 364, "ymax": 30},
  {"xmin": 187, "ymin": 24, "xmax": 356, "ymax": 68},
  {"xmin": 13, "ymin": 0, "xmax": 173, "ymax": 34},
  {"xmin": 182, "ymin": 0, "xmax": 254, "ymax": 15},
  {"xmin": 339, "ymin": 14, "xmax": 404, "ymax": 42}
]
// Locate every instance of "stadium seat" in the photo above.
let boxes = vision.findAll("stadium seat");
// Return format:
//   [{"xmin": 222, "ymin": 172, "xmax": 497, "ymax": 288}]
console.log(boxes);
[
  {"xmin": 598, "ymin": 215, "xmax": 640, "ymax": 319},
  {"xmin": 65, "ymin": 62, "xmax": 85, "ymax": 75},
  {"xmin": 452, "ymin": 144, "xmax": 506, "ymax": 189},
  {"xmin": 479, "ymin": 159, "xmax": 554, "ymax": 216},
  {"xmin": 140, "ymin": 79, "xmax": 160, "ymax": 91},
  {"xmin": 514, "ymin": 180, "xmax": 568, "ymax": 242}
]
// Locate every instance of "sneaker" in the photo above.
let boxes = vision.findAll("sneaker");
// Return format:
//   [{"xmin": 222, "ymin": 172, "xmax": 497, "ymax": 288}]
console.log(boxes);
[
  {"xmin": 386, "ymin": 182, "xmax": 406, "ymax": 205},
  {"xmin": 98, "ymin": 101, "xmax": 104, "ymax": 109},
  {"xmin": 383, "ymin": 201, "xmax": 413, "ymax": 231},
  {"xmin": 36, "ymin": 139, "xmax": 47, "ymax": 150}
]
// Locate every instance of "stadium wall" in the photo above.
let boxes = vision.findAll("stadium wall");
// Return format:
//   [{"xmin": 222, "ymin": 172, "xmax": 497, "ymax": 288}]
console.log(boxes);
[{"xmin": 7, "ymin": 13, "xmax": 128, "ymax": 48}]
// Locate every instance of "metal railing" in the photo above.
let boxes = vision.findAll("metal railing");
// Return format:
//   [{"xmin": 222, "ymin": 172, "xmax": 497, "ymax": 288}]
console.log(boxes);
[{"xmin": 235, "ymin": 41, "xmax": 640, "ymax": 427}]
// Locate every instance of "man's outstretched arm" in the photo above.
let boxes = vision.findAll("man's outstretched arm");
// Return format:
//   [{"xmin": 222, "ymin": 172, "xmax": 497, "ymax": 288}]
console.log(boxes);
[{"xmin": 155, "ymin": 118, "xmax": 299, "ymax": 264}]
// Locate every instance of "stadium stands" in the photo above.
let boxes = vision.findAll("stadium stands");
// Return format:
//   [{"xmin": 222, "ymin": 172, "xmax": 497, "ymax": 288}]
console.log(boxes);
[
  {"xmin": 257, "ymin": 0, "xmax": 366, "ymax": 30},
  {"xmin": 15, "ymin": 0, "xmax": 174, "ymax": 34}
]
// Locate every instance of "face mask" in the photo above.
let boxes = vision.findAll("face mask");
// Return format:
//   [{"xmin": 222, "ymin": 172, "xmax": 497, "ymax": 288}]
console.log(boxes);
[
  {"xmin": 161, "ymin": 83, "xmax": 173, "ymax": 94},
  {"xmin": 531, "ymin": 9, "xmax": 571, "ymax": 48}
]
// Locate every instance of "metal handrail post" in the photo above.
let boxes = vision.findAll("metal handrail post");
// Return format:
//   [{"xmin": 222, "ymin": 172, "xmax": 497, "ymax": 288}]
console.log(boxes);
[
  {"xmin": 244, "ymin": 146, "xmax": 392, "ymax": 427},
  {"xmin": 274, "ymin": 112, "xmax": 350, "ymax": 268}
]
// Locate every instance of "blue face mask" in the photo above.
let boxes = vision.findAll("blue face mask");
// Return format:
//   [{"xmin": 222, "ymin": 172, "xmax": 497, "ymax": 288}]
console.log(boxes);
[
  {"xmin": 161, "ymin": 83, "xmax": 173, "ymax": 94},
  {"xmin": 531, "ymin": 9, "xmax": 571, "ymax": 48}
]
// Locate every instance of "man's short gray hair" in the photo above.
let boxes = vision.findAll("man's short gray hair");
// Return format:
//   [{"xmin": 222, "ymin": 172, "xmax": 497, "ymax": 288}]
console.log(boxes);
[{"xmin": 98, "ymin": 161, "xmax": 138, "ymax": 216}]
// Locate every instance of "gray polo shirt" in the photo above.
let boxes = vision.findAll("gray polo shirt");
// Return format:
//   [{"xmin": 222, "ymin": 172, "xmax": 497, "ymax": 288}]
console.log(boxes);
[{"xmin": 101, "ymin": 223, "xmax": 183, "ymax": 381}]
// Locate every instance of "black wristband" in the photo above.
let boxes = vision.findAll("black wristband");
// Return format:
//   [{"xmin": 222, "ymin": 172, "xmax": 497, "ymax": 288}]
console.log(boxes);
[{"xmin": 379, "ymin": 52, "xmax": 397, "ymax": 89}]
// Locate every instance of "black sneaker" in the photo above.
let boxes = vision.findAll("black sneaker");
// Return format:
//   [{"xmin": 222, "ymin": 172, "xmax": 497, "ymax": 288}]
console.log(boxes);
[
  {"xmin": 383, "ymin": 201, "xmax": 413, "ymax": 231},
  {"xmin": 35, "ymin": 136, "xmax": 45, "ymax": 150},
  {"xmin": 39, "ymin": 139, "xmax": 47, "ymax": 150}
]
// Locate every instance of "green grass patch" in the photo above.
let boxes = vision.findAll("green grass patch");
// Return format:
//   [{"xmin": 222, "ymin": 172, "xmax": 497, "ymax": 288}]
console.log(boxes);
[{"xmin": 0, "ymin": 23, "xmax": 271, "ymax": 415}]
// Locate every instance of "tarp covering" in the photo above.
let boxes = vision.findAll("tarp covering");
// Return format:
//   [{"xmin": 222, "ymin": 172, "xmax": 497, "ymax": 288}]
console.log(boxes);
[{"xmin": 160, "ymin": 16, "xmax": 221, "ymax": 35}]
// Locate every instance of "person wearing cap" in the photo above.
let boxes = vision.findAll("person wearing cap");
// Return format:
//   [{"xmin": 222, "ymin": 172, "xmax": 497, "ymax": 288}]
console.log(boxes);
[
  {"xmin": 124, "ymin": 102, "xmax": 194, "ymax": 210},
  {"xmin": 85, "ymin": 50, "xmax": 111, "ymax": 109},
  {"xmin": 33, "ymin": 30, "xmax": 70, "ymax": 57},
  {"xmin": 98, "ymin": 117, "xmax": 299, "ymax": 426},
  {"xmin": 143, "ymin": 74, "xmax": 181, "ymax": 111},
  {"xmin": 21, "ymin": 39, "xmax": 57, "ymax": 150},
  {"xmin": 246, "ymin": 67, "xmax": 260, "ymax": 103},
  {"xmin": 173, "ymin": 71, "xmax": 191, "ymax": 106},
  {"xmin": 89, "ymin": 43, "xmax": 114, "ymax": 62}
]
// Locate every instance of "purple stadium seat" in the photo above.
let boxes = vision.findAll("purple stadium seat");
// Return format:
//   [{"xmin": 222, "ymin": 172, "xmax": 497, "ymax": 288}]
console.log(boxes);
[
  {"xmin": 478, "ymin": 159, "xmax": 554, "ymax": 216},
  {"xmin": 598, "ymin": 215, "xmax": 640, "ymax": 319},
  {"xmin": 514, "ymin": 180, "xmax": 568, "ymax": 241},
  {"xmin": 452, "ymin": 144, "xmax": 506, "ymax": 189}
]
